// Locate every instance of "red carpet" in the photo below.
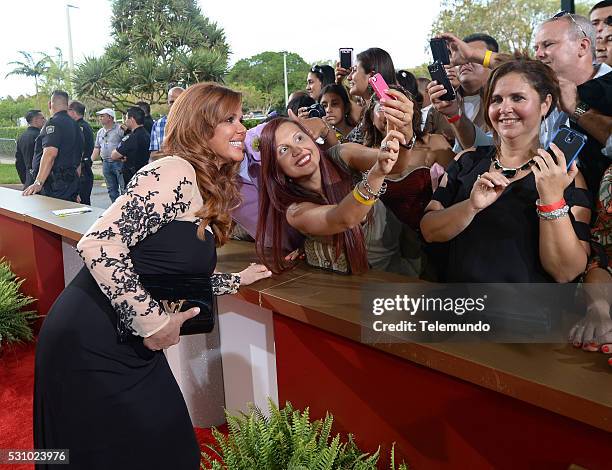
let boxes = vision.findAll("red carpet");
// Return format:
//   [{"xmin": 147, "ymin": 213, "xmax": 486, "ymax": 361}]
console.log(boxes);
[{"xmin": 0, "ymin": 341, "xmax": 225, "ymax": 469}]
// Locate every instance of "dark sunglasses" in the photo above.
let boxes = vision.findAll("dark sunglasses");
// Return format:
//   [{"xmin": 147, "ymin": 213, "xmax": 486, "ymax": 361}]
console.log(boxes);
[
  {"xmin": 552, "ymin": 11, "xmax": 587, "ymax": 38},
  {"xmin": 604, "ymin": 15, "xmax": 612, "ymax": 26}
]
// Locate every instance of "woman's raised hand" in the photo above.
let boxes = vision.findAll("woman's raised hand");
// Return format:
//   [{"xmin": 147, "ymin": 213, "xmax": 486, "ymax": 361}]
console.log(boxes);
[
  {"xmin": 532, "ymin": 143, "xmax": 578, "ymax": 204},
  {"xmin": 469, "ymin": 172, "xmax": 509, "ymax": 211},
  {"xmin": 373, "ymin": 129, "xmax": 402, "ymax": 176},
  {"xmin": 380, "ymin": 89, "xmax": 414, "ymax": 142},
  {"xmin": 238, "ymin": 263, "xmax": 272, "ymax": 285},
  {"xmin": 335, "ymin": 61, "xmax": 350, "ymax": 84}
]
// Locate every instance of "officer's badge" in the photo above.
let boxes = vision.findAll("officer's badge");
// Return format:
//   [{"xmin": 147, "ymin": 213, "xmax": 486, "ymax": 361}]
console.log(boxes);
[
  {"xmin": 46, "ymin": 125, "xmax": 55, "ymax": 134},
  {"xmin": 121, "ymin": 136, "xmax": 129, "ymax": 141}
]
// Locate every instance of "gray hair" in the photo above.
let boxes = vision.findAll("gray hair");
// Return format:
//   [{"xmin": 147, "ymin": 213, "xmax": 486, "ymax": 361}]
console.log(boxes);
[{"xmin": 542, "ymin": 14, "xmax": 597, "ymax": 60}]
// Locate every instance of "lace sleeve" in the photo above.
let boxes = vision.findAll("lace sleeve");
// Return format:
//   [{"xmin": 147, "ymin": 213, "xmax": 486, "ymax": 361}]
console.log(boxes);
[
  {"xmin": 211, "ymin": 272, "xmax": 241, "ymax": 295},
  {"xmin": 76, "ymin": 157, "xmax": 197, "ymax": 339}
]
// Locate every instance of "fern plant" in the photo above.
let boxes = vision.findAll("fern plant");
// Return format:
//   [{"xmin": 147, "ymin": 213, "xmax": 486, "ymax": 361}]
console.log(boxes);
[
  {"xmin": 0, "ymin": 258, "xmax": 37, "ymax": 348},
  {"xmin": 202, "ymin": 399, "xmax": 409, "ymax": 470}
]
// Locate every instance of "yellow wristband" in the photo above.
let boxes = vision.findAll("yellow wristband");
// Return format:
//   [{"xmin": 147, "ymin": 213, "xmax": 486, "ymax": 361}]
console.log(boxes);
[
  {"xmin": 352, "ymin": 185, "xmax": 376, "ymax": 206},
  {"xmin": 483, "ymin": 50, "xmax": 492, "ymax": 68}
]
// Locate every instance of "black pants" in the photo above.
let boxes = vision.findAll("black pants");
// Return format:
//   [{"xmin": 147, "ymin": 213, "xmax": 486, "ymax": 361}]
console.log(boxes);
[
  {"xmin": 41, "ymin": 168, "xmax": 79, "ymax": 202},
  {"xmin": 78, "ymin": 161, "xmax": 94, "ymax": 205}
]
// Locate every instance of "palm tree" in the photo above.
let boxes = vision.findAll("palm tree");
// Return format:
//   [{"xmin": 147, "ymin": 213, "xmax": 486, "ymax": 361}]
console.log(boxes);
[{"xmin": 5, "ymin": 51, "xmax": 49, "ymax": 95}]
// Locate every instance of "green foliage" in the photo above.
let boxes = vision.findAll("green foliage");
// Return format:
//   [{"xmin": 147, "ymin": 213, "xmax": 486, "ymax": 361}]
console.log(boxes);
[
  {"xmin": 202, "ymin": 399, "xmax": 412, "ymax": 470},
  {"xmin": 5, "ymin": 51, "xmax": 49, "ymax": 96},
  {"xmin": 227, "ymin": 51, "xmax": 311, "ymax": 111},
  {"xmin": 405, "ymin": 63, "xmax": 431, "ymax": 80},
  {"xmin": 73, "ymin": 0, "xmax": 229, "ymax": 111},
  {"xmin": 0, "ymin": 259, "xmax": 38, "ymax": 347},
  {"xmin": 39, "ymin": 48, "xmax": 72, "ymax": 96},
  {"xmin": 430, "ymin": 0, "xmax": 592, "ymax": 54}
]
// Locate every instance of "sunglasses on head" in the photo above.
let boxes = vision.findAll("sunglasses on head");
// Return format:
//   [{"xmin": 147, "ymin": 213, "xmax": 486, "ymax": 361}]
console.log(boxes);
[
  {"xmin": 311, "ymin": 65, "xmax": 323, "ymax": 74},
  {"xmin": 552, "ymin": 11, "xmax": 587, "ymax": 38}
]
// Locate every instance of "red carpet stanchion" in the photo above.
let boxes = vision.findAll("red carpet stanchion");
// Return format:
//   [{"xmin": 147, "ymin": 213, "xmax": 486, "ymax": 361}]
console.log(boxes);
[{"xmin": 0, "ymin": 341, "xmax": 225, "ymax": 468}]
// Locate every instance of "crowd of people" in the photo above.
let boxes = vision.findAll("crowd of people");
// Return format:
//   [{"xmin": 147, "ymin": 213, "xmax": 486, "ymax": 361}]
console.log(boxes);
[{"xmin": 17, "ymin": 3, "xmax": 612, "ymax": 468}]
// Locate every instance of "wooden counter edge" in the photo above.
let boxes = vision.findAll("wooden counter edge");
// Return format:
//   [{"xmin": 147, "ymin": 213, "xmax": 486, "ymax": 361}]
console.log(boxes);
[{"xmin": 235, "ymin": 285, "xmax": 612, "ymax": 433}]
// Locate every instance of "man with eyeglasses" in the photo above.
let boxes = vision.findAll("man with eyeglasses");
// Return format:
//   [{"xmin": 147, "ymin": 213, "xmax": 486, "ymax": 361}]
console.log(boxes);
[
  {"xmin": 149, "ymin": 86, "xmax": 184, "ymax": 161},
  {"xmin": 431, "ymin": 13, "xmax": 612, "ymax": 197},
  {"xmin": 92, "ymin": 108, "xmax": 125, "ymax": 202},
  {"xmin": 590, "ymin": 1, "xmax": 612, "ymax": 66}
]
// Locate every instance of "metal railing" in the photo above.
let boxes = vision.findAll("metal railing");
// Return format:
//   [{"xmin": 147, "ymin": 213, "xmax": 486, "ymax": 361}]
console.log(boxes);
[{"xmin": 0, "ymin": 138, "xmax": 16, "ymax": 159}]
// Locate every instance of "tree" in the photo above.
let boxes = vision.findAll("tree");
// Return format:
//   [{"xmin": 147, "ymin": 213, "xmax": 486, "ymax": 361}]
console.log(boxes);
[
  {"xmin": 40, "ymin": 48, "xmax": 72, "ymax": 95},
  {"xmin": 430, "ymin": 0, "xmax": 592, "ymax": 54},
  {"xmin": 5, "ymin": 51, "xmax": 49, "ymax": 96},
  {"xmin": 73, "ymin": 0, "xmax": 229, "ymax": 111},
  {"xmin": 227, "ymin": 51, "xmax": 311, "ymax": 110}
]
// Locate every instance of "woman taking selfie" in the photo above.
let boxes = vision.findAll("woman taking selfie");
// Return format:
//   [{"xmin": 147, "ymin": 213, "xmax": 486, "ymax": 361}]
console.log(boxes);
[
  {"xmin": 335, "ymin": 47, "xmax": 397, "ymax": 143},
  {"xmin": 256, "ymin": 117, "xmax": 419, "ymax": 276},
  {"xmin": 331, "ymin": 84, "xmax": 454, "ymax": 231},
  {"xmin": 34, "ymin": 83, "xmax": 271, "ymax": 469},
  {"xmin": 420, "ymin": 59, "xmax": 591, "ymax": 282}
]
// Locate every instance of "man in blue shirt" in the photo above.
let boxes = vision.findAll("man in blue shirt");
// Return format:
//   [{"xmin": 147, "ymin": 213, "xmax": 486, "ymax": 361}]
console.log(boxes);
[{"xmin": 149, "ymin": 86, "xmax": 184, "ymax": 161}]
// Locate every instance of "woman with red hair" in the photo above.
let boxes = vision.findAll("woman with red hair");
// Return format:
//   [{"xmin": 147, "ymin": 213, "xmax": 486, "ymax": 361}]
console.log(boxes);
[{"xmin": 256, "ymin": 117, "xmax": 418, "ymax": 276}]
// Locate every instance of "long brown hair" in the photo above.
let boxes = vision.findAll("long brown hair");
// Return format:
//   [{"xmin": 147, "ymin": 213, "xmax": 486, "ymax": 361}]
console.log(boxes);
[
  {"xmin": 255, "ymin": 117, "xmax": 369, "ymax": 274},
  {"xmin": 363, "ymin": 84, "xmax": 423, "ymax": 148},
  {"xmin": 163, "ymin": 82, "xmax": 242, "ymax": 246}
]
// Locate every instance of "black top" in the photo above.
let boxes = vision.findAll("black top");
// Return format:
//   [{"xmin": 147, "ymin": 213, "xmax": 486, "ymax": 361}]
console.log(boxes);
[
  {"xmin": 76, "ymin": 118, "xmax": 95, "ymax": 163},
  {"xmin": 32, "ymin": 110, "xmax": 83, "ymax": 174},
  {"xmin": 143, "ymin": 115, "xmax": 154, "ymax": 134},
  {"xmin": 15, "ymin": 126, "xmax": 41, "ymax": 179},
  {"xmin": 116, "ymin": 126, "xmax": 151, "ymax": 172},
  {"xmin": 431, "ymin": 146, "xmax": 591, "ymax": 283},
  {"xmin": 574, "ymin": 69, "xmax": 612, "ymax": 197}
]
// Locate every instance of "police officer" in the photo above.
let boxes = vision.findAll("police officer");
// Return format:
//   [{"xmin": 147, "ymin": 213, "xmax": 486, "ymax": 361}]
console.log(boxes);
[
  {"xmin": 68, "ymin": 100, "xmax": 95, "ymax": 205},
  {"xmin": 111, "ymin": 106, "xmax": 151, "ymax": 186},
  {"xmin": 23, "ymin": 90, "xmax": 83, "ymax": 201},
  {"xmin": 15, "ymin": 109, "xmax": 45, "ymax": 188}
]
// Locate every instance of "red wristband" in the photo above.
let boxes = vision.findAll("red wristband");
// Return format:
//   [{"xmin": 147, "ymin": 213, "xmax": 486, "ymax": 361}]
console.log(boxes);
[
  {"xmin": 536, "ymin": 198, "xmax": 566, "ymax": 212},
  {"xmin": 447, "ymin": 114, "xmax": 461, "ymax": 124}
]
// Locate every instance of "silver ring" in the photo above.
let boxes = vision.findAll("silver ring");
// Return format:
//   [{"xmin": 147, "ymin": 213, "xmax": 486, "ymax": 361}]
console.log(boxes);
[
  {"xmin": 477, "ymin": 174, "xmax": 481, "ymax": 179},
  {"xmin": 380, "ymin": 143, "xmax": 390, "ymax": 153}
]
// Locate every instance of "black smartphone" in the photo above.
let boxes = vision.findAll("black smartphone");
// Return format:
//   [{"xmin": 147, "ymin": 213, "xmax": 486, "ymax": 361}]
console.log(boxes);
[
  {"xmin": 430, "ymin": 38, "xmax": 450, "ymax": 65},
  {"xmin": 546, "ymin": 127, "xmax": 587, "ymax": 170},
  {"xmin": 339, "ymin": 48, "xmax": 353, "ymax": 70},
  {"xmin": 428, "ymin": 62, "xmax": 456, "ymax": 101}
]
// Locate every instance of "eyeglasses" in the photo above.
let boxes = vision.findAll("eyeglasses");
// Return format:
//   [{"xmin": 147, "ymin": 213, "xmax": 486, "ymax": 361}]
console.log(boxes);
[
  {"xmin": 552, "ymin": 11, "xmax": 587, "ymax": 38},
  {"xmin": 605, "ymin": 15, "xmax": 612, "ymax": 26}
]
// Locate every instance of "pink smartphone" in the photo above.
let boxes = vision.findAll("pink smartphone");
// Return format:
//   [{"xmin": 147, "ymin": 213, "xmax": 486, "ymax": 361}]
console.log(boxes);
[{"xmin": 368, "ymin": 73, "xmax": 394, "ymax": 101}]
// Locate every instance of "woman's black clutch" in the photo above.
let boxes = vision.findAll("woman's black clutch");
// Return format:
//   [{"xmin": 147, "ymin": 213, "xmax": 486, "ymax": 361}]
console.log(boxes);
[{"xmin": 139, "ymin": 274, "xmax": 216, "ymax": 336}]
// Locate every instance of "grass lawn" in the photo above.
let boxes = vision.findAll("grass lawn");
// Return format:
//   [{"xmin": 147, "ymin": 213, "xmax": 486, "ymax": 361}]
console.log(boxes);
[
  {"xmin": 0, "ymin": 163, "xmax": 20, "ymax": 184},
  {"xmin": 0, "ymin": 163, "xmax": 103, "ymax": 184}
]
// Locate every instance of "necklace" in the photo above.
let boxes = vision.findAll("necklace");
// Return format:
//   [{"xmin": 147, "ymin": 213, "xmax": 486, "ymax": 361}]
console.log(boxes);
[{"xmin": 493, "ymin": 153, "xmax": 535, "ymax": 178}]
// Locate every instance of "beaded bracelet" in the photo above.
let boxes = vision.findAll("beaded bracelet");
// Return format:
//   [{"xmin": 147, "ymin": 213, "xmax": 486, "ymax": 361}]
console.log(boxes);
[
  {"xmin": 537, "ymin": 205, "xmax": 570, "ymax": 220},
  {"xmin": 361, "ymin": 170, "xmax": 387, "ymax": 198}
]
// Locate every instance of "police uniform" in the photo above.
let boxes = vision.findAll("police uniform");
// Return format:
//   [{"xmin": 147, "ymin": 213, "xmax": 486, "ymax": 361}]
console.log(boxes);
[
  {"xmin": 76, "ymin": 118, "xmax": 95, "ymax": 205},
  {"xmin": 32, "ymin": 110, "xmax": 83, "ymax": 201},
  {"xmin": 15, "ymin": 125, "xmax": 41, "ymax": 188},
  {"xmin": 115, "ymin": 126, "xmax": 151, "ymax": 186}
]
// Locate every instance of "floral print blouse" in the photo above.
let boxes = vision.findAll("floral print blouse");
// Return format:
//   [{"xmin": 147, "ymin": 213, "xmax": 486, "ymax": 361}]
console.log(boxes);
[{"xmin": 76, "ymin": 156, "xmax": 240, "ymax": 338}]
